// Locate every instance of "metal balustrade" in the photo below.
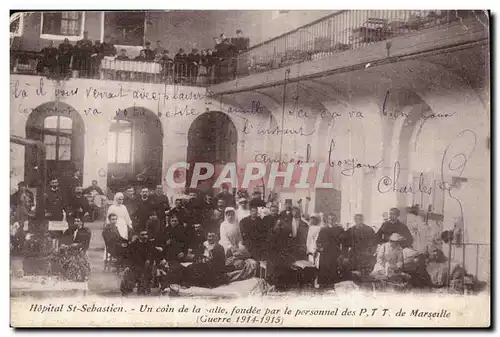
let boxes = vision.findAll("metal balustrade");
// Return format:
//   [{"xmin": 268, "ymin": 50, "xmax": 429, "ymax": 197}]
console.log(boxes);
[
  {"xmin": 233, "ymin": 10, "xmax": 486, "ymax": 79},
  {"xmin": 10, "ymin": 10, "xmax": 487, "ymax": 85},
  {"xmin": 10, "ymin": 51, "xmax": 215, "ymax": 86}
]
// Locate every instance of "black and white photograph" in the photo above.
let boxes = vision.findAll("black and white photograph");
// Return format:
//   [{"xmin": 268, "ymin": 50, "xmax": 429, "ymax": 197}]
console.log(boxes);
[{"xmin": 9, "ymin": 9, "xmax": 490, "ymax": 327}]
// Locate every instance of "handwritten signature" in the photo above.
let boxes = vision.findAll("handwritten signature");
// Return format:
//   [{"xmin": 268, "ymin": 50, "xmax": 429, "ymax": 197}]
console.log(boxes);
[
  {"xmin": 377, "ymin": 161, "xmax": 433, "ymax": 195},
  {"xmin": 328, "ymin": 140, "xmax": 383, "ymax": 176},
  {"xmin": 377, "ymin": 130, "xmax": 478, "ymax": 213}
]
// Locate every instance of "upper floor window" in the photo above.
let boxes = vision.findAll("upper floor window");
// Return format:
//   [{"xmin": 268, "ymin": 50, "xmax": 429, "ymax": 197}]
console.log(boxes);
[
  {"xmin": 40, "ymin": 12, "xmax": 85, "ymax": 41},
  {"xmin": 10, "ymin": 13, "xmax": 24, "ymax": 37},
  {"xmin": 104, "ymin": 12, "xmax": 146, "ymax": 46}
]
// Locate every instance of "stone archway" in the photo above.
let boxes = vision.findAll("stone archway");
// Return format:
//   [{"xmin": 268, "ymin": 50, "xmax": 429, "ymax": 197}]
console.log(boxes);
[
  {"xmin": 25, "ymin": 101, "xmax": 84, "ymax": 187},
  {"xmin": 107, "ymin": 107, "xmax": 163, "ymax": 192},
  {"xmin": 186, "ymin": 111, "xmax": 238, "ymax": 193}
]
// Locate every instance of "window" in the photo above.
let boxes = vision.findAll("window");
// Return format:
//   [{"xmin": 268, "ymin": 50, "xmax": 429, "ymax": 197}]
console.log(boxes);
[
  {"xmin": 42, "ymin": 116, "xmax": 72, "ymax": 161},
  {"xmin": 40, "ymin": 12, "xmax": 85, "ymax": 41},
  {"xmin": 10, "ymin": 13, "xmax": 23, "ymax": 37},
  {"xmin": 104, "ymin": 12, "xmax": 146, "ymax": 46},
  {"xmin": 108, "ymin": 120, "xmax": 133, "ymax": 164}
]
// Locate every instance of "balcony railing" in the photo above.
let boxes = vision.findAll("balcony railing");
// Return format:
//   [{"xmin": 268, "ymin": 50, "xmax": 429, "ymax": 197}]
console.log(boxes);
[
  {"xmin": 228, "ymin": 10, "xmax": 487, "ymax": 81},
  {"xmin": 10, "ymin": 51, "xmax": 215, "ymax": 86}
]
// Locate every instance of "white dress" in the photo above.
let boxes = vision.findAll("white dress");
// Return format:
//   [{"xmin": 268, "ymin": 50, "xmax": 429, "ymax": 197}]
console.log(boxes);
[{"xmin": 219, "ymin": 220, "xmax": 243, "ymax": 254}]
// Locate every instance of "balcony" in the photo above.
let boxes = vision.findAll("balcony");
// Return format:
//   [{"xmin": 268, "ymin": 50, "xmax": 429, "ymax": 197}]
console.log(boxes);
[
  {"xmin": 10, "ymin": 52, "xmax": 214, "ymax": 87},
  {"xmin": 212, "ymin": 10, "xmax": 489, "ymax": 93}
]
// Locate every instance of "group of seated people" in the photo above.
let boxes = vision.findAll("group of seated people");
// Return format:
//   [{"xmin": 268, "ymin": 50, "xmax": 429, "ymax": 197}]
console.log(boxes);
[
  {"xmin": 28, "ymin": 29, "xmax": 250, "ymax": 84},
  {"xmin": 11, "ymin": 176, "xmax": 479, "ymax": 294},
  {"xmin": 10, "ymin": 173, "xmax": 107, "ymax": 252},
  {"xmin": 95, "ymin": 182, "xmax": 468, "ymax": 295}
]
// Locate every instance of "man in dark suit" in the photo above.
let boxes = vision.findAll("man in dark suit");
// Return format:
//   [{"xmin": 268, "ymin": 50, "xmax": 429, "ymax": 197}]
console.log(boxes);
[
  {"xmin": 279, "ymin": 199, "xmax": 294, "ymax": 229},
  {"xmin": 263, "ymin": 204, "xmax": 280, "ymax": 231},
  {"xmin": 44, "ymin": 179, "xmax": 65, "ymax": 221},
  {"xmin": 66, "ymin": 186, "xmax": 91, "ymax": 219},
  {"xmin": 61, "ymin": 216, "xmax": 92, "ymax": 252},
  {"xmin": 240, "ymin": 205, "xmax": 269, "ymax": 261},
  {"xmin": 135, "ymin": 187, "xmax": 154, "ymax": 233},
  {"xmin": 376, "ymin": 207, "xmax": 413, "ymax": 248},
  {"xmin": 123, "ymin": 186, "xmax": 138, "ymax": 222},
  {"xmin": 231, "ymin": 29, "xmax": 250, "ymax": 53},
  {"xmin": 152, "ymin": 185, "xmax": 170, "ymax": 226},
  {"xmin": 289, "ymin": 207, "xmax": 309, "ymax": 260},
  {"xmin": 120, "ymin": 230, "xmax": 155, "ymax": 295}
]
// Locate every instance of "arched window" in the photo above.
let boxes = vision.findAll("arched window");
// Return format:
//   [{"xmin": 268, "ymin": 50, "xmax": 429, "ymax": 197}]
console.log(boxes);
[
  {"xmin": 43, "ymin": 115, "xmax": 72, "ymax": 161},
  {"xmin": 108, "ymin": 119, "xmax": 133, "ymax": 164}
]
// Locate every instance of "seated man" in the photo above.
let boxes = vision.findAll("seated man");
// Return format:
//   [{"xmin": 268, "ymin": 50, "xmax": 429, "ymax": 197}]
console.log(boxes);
[
  {"xmin": 154, "ymin": 215, "xmax": 189, "ymax": 292},
  {"xmin": 184, "ymin": 231, "xmax": 227, "ymax": 288},
  {"xmin": 66, "ymin": 186, "xmax": 91, "ymax": 219},
  {"xmin": 120, "ymin": 230, "xmax": 154, "ymax": 296},
  {"xmin": 102, "ymin": 213, "xmax": 132, "ymax": 269},
  {"xmin": 186, "ymin": 223, "xmax": 206, "ymax": 262},
  {"xmin": 83, "ymin": 180, "xmax": 104, "ymax": 196},
  {"xmin": 156, "ymin": 215, "xmax": 189, "ymax": 262},
  {"xmin": 55, "ymin": 217, "xmax": 92, "ymax": 282}
]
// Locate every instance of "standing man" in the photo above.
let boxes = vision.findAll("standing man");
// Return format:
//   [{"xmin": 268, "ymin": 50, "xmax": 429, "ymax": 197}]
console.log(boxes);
[
  {"xmin": 279, "ymin": 200, "xmax": 294, "ymax": 229},
  {"xmin": 135, "ymin": 187, "xmax": 154, "ymax": 233},
  {"xmin": 78, "ymin": 31, "xmax": 93, "ymax": 77},
  {"xmin": 249, "ymin": 190, "xmax": 266, "ymax": 208},
  {"xmin": 66, "ymin": 170, "xmax": 82, "ymax": 198},
  {"xmin": 289, "ymin": 206, "xmax": 309, "ymax": 260},
  {"xmin": 208, "ymin": 199, "xmax": 226, "ymax": 236},
  {"xmin": 44, "ymin": 179, "xmax": 65, "ymax": 221},
  {"xmin": 232, "ymin": 29, "xmax": 250, "ymax": 53},
  {"xmin": 39, "ymin": 41, "xmax": 58, "ymax": 77},
  {"xmin": 263, "ymin": 204, "xmax": 280, "ymax": 233},
  {"xmin": 216, "ymin": 183, "xmax": 235, "ymax": 207},
  {"xmin": 239, "ymin": 205, "xmax": 268, "ymax": 261},
  {"xmin": 141, "ymin": 41, "xmax": 155, "ymax": 61},
  {"xmin": 341, "ymin": 214, "xmax": 377, "ymax": 275},
  {"xmin": 123, "ymin": 186, "xmax": 138, "ymax": 223},
  {"xmin": 376, "ymin": 208, "xmax": 413, "ymax": 248},
  {"xmin": 153, "ymin": 40, "xmax": 165, "ymax": 59},
  {"xmin": 153, "ymin": 185, "xmax": 170, "ymax": 226},
  {"xmin": 231, "ymin": 29, "xmax": 250, "ymax": 78},
  {"xmin": 57, "ymin": 38, "xmax": 73, "ymax": 78}
]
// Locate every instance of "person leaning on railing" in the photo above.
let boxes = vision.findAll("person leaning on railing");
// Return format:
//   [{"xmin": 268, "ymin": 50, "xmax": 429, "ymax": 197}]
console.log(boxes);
[
  {"xmin": 37, "ymin": 41, "xmax": 58, "ymax": 77},
  {"xmin": 187, "ymin": 48, "xmax": 201, "ymax": 84},
  {"xmin": 174, "ymin": 48, "xmax": 188, "ymax": 82},
  {"xmin": 58, "ymin": 38, "xmax": 73, "ymax": 79},
  {"xmin": 158, "ymin": 50, "xmax": 174, "ymax": 81}
]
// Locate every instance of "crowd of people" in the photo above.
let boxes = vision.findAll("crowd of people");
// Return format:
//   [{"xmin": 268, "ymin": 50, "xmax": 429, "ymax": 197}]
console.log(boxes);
[
  {"xmin": 11, "ymin": 172, "xmax": 478, "ymax": 295},
  {"xmin": 22, "ymin": 29, "xmax": 250, "ymax": 84}
]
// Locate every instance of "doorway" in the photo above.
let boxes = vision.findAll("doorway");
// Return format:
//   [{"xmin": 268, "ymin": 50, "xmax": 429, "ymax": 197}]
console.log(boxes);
[{"xmin": 186, "ymin": 111, "xmax": 238, "ymax": 193}]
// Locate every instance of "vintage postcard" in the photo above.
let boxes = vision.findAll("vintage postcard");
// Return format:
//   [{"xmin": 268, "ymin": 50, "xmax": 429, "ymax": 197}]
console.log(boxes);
[{"xmin": 9, "ymin": 10, "xmax": 490, "ymax": 327}]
